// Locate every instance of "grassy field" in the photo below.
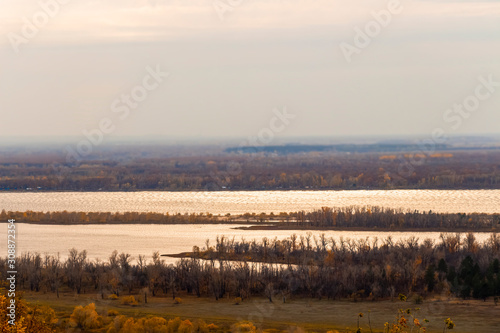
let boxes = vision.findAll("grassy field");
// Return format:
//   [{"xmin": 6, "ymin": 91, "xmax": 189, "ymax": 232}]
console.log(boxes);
[{"xmin": 24, "ymin": 291, "xmax": 500, "ymax": 332}]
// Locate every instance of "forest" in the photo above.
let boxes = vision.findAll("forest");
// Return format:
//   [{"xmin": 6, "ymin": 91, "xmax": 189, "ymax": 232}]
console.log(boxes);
[
  {"xmin": 4, "ymin": 207, "xmax": 499, "ymax": 232},
  {"xmin": 224, "ymin": 143, "xmax": 450, "ymax": 154},
  {"xmin": 1, "ymin": 144, "xmax": 500, "ymax": 191},
  {"xmin": 7, "ymin": 231, "xmax": 500, "ymax": 331},
  {"xmin": 2, "ymin": 233, "xmax": 499, "ymax": 303}
]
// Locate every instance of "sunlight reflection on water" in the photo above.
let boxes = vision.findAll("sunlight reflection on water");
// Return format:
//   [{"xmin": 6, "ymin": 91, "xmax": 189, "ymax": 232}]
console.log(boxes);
[{"xmin": 1, "ymin": 189, "xmax": 500, "ymax": 214}]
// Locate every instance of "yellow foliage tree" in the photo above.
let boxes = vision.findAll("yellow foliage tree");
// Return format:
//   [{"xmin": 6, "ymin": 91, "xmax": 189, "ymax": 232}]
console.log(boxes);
[
  {"xmin": 0, "ymin": 293, "xmax": 57, "ymax": 333},
  {"xmin": 69, "ymin": 303, "xmax": 103, "ymax": 330}
]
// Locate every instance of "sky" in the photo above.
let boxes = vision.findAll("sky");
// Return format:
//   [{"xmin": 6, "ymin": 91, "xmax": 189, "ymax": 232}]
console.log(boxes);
[{"xmin": 0, "ymin": 0, "xmax": 499, "ymax": 142}]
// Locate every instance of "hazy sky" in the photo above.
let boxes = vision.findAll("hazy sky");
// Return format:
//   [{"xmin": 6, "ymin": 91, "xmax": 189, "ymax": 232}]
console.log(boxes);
[{"xmin": 1, "ymin": 0, "xmax": 499, "ymax": 141}]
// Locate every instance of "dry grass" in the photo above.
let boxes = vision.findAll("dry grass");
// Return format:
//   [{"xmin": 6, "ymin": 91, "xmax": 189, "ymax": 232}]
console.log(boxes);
[{"xmin": 24, "ymin": 291, "xmax": 500, "ymax": 332}]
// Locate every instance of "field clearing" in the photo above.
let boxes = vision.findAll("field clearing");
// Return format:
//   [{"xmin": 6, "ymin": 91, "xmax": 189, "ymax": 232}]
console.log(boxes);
[{"xmin": 24, "ymin": 291, "xmax": 500, "ymax": 332}]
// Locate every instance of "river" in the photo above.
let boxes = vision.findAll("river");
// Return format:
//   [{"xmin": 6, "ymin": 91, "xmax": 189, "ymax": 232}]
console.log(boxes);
[
  {"xmin": 2, "ymin": 189, "xmax": 499, "ymax": 262},
  {"xmin": 12, "ymin": 223, "xmax": 495, "ymax": 263},
  {"xmin": 1, "ymin": 189, "xmax": 499, "ymax": 214}
]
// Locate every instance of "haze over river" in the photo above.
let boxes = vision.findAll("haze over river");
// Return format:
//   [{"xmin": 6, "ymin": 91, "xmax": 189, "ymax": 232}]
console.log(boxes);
[
  {"xmin": 2, "ymin": 189, "xmax": 500, "ymax": 214},
  {"xmin": 3, "ymin": 190, "xmax": 499, "ymax": 262}
]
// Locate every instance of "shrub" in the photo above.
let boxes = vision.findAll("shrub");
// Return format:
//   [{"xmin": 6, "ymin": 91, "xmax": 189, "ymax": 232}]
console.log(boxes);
[
  {"xmin": 231, "ymin": 321, "xmax": 257, "ymax": 333},
  {"xmin": 167, "ymin": 317, "xmax": 182, "ymax": 332},
  {"xmin": 444, "ymin": 318, "xmax": 455, "ymax": 331},
  {"xmin": 143, "ymin": 316, "xmax": 168, "ymax": 331},
  {"xmin": 108, "ymin": 294, "xmax": 119, "ymax": 300},
  {"xmin": 174, "ymin": 297, "xmax": 182, "ymax": 304},
  {"xmin": 70, "ymin": 303, "xmax": 103, "ymax": 330},
  {"xmin": 107, "ymin": 309, "xmax": 119, "ymax": 317},
  {"xmin": 121, "ymin": 295, "xmax": 139, "ymax": 306},
  {"xmin": 107, "ymin": 315, "xmax": 169, "ymax": 333},
  {"xmin": 194, "ymin": 320, "xmax": 220, "ymax": 333},
  {"xmin": 119, "ymin": 318, "xmax": 139, "ymax": 332},
  {"xmin": 35, "ymin": 305, "xmax": 59, "ymax": 327},
  {"xmin": 207, "ymin": 323, "xmax": 219, "ymax": 331},
  {"xmin": 194, "ymin": 319, "xmax": 209, "ymax": 333},
  {"xmin": 178, "ymin": 319, "xmax": 193, "ymax": 333},
  {"xmin": 107, "ymin": 315, "xmax": 129, "ymax": 333},
  {"xmin": 0, "ymin": 294, "xmax": 56, "ymax": 332},
  {"xmin": 383, "ymin": 308, "xmax": 429, "ymax": 333}
]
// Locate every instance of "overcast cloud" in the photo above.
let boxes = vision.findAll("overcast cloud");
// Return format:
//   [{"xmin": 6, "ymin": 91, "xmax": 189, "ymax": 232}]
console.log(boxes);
[{"xmin": 0, "ymin": 0, "xmax": 499, "ymax": 140}]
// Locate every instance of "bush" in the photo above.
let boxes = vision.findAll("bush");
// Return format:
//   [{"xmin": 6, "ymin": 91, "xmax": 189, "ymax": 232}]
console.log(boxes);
[
  {"xmin": 143, "ymin": 316, "xmax": 168, "ymax": 331},
  {"xmin": 107, "ymin": 309, "xmax": 119, "ymax": 316},
  {"xmin": 0, "ymin": 295, "xmax": 56, "ymax": 332},
  {"xmin": 178, "ymin": 319, "xmax": 193, "ymax": 333},
  {"xmin": 70, "ymin": 303, "xmax": 103, "ymax": 330},
  {"xmin": 107, "ymin": 315, "xmax": 169, "ymax": 333},
  {"xmin": 207, "ymin": 323, "xmax": 219, "ymax": 331},
  {"xmin": 231, "ymin": 321, "xmax": 257, "ymax": 333},
  {"xmin": 108, "ymin": 294, "xmax": 119, "ymax": 300},
  {"xmin": 174, "ymin": 297, "xmax": 182, "ymax": 304},
  {"xmin": 117, "ymin": 318, "xmax": 139, "ymax": 332},
  {"xmin": 167, "ymin": 317, "xmax": 182, "ymax": 332},
  {"xmin": 121, "ymin": 295, "xmax": 139, "ymax": 306}
]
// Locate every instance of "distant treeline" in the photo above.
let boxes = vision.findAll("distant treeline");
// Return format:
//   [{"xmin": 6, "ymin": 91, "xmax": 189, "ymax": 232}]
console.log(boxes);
[
  {"xmin": 2, "ymin": 233, "xmax": 500, "ymax": 302},
  {"xmin": 2, "ymin": 147, "xmax": 500, "ymax": 191},
  {"xmin": 3, "ymin": 207, "xmax": 500, "ymax": 231},
  {"xmin": 225, "ymin": 143, "xmax": 450, "ymax": 154},
  {"xmin": 1, "ymin": 210, "xmax": 219, "ymax": 225},
  {"xmin": 281, "ymin": 206, "xmax": 500, "ymax": 231}
]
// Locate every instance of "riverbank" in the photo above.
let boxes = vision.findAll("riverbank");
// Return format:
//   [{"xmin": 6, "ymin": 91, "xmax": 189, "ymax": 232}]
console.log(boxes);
[
  {"xmin": 4, "ymin": 207, "xmax": 499, "ymax": 233},
  {"xmin": 232, "ymin": 225, "xmax": 499, "ymax": 233}
]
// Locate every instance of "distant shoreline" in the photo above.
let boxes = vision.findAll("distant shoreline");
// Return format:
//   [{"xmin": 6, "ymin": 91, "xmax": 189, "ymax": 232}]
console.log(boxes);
[
  {"xmin": 4, "ymin": 207, "xmax": 499, "ymax": 233},
  {"xmin": 5, "ymin": 220, "xmax": 498, "ymax": 233},
  {"xmin": 1, "ymin": 187, "xmax": 500, "ymax": 193},
  {"xmin": 231, "ymin": 225, "xmax": 499, "ymax": 233}
]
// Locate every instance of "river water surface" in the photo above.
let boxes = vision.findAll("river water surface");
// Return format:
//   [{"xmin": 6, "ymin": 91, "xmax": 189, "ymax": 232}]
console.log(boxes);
[
  {"xmin": 13, "ymin": 223, "xmax": 496, "ymax": 263},
  {"xmin": 1, "ymin": 189, "xmax": 500, "ymax": 214},
  {"xmin": 2, "ymin": 190, "xmax": 499, "ymax": 262}
]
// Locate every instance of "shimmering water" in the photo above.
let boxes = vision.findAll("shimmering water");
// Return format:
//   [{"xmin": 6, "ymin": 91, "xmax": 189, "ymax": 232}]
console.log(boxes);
[
  {"xmin": 3, "ymin": 190, "xmax": 498, "ymax": 263},
  {"xmin": 1, "ymin": 189, "xmax": 499, "ymax": 214}
]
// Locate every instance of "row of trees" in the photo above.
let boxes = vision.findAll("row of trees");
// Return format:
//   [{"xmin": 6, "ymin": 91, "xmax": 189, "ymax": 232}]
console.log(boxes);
[
  {"xmin": 286, "ymin": 206, "xmax": 500, "ymax": 230},
  {"xmin": 189, "ymin": 233, "xmax": 500, "ymax": 301},
  {"xmin": 2, "ymin": 233, "xmax": 500, "ymax": 303},
  {"xmin": 4, "ymin": 207, "xmax": 499, "ymax": 231},
  {"xmin": 1, "ymin": 210, "xmax": 218, "ymax": 225},
  {"xmin": 2, "ymin": 147, "xmax": 500, "ymax": 191}
]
